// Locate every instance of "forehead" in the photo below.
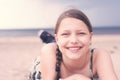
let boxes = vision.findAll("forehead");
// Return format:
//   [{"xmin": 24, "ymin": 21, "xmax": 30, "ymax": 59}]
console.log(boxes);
[{"xmin": 58, "ymin": 17, "xmax": 88, "ymax": 31}]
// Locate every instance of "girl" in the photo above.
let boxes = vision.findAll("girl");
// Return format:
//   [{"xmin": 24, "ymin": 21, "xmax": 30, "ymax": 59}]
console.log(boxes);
[{"xmin": 40, "ymin": 9, "xmax": 118, "ymax": 80}]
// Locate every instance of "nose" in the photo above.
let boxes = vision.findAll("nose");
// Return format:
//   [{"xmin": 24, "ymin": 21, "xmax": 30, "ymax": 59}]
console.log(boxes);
[{"xmin": 69, "ymin": 35, "xmax": 78, "ymax": 44}]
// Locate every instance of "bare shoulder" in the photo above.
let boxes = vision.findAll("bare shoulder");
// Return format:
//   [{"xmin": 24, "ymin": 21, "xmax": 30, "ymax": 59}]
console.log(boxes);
[
  {"xmin": 93, "ymin": 48, "xmax": 111, "ymax": 64},
  {"xmin": 94, "ymin": 48, "xmax": 111, "ymax": 59},
  {"xmin": 40, "ymin": 43, "xmax": 57, "ymax": 57},
  {"xmin": 41, "ymin": 43, "xmax": 57, "ymax": 53},
  {"xmin": 42, "ymin": 43, "xmax": 57, "ymax": 49},
  {"xmin": 94, "ymin": 48, "xmax": 118, "ymax": 79},
  {"xmin": 93, "ymin": 48, "xmax": 112, "ymax": 71},
  {"xmin": 40, "ymin": 43, "xmax": 58, "ymax": 80}
]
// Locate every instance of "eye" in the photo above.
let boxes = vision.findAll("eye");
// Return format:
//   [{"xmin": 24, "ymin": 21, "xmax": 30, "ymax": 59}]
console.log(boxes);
[
  {"xmin": 78, "ymin": 32, "xmax": 86, "ymax": 35},
  {"xmin": 61, "ymin": 33, "xmax": 69, "ymax": 36}
]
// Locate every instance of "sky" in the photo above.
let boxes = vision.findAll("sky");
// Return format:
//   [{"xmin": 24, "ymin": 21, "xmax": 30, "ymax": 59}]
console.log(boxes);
[{"xmin": 0, "ymin": 0, "xmax": 120, "ymax": 29}]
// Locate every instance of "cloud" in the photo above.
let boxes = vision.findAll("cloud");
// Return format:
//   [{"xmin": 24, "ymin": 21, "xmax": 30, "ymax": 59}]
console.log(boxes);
[
  {"xmin": 0, "ymin": 0, "xmax": 67, "ymax": 29},
  {"xmin": 85, "ymin": 3, "xmax": 120, "ymax": 27},
  {"xmin": 0, "ymin": 0, "xmax": 120, "ymax": 29}
]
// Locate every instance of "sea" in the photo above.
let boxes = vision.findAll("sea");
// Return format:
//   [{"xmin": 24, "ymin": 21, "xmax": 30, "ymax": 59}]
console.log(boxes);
[{"xmin": 0, "ymin": 26, "xmax": 120, "ymax": 37}]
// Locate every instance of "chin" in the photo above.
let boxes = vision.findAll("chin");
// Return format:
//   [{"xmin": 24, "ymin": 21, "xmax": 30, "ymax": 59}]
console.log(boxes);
[{"xmin": 66, "ymin": 53, "xmax": 82, "ymax": 60}]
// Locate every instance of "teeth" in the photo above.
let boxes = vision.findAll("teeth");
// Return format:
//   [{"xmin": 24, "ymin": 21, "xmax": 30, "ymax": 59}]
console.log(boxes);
[
  {"xmin": 68, "ymin": 47, "xmax": 80, "ymax": 52},
  {"xmin": 67, "ymin": 46, "xmax": 82, "ymax": 53},
  {"xmin": 68, "ymin": 48, "xmax": 80, "ymax": 53},
  {"xmin": 69, "ymin": 47, "xmax": 79, "ymax": 50}
]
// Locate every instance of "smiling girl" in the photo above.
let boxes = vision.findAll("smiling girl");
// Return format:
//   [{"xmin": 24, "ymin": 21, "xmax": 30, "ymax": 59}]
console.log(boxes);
[{"xmin": 39, "ymin": 9, "xmax": 118, "ymax": 80}]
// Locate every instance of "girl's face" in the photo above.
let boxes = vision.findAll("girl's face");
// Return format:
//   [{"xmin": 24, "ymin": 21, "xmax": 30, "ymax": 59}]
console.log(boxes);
[{"xmin": 55, "ymin": 18, "xmax": 92, "ymax": 60}]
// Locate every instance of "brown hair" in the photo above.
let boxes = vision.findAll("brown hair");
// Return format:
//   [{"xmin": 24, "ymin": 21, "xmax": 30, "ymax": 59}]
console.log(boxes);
[{"xmin": 54, "ymin": 9, "xmax": 92, "ymax": 34}]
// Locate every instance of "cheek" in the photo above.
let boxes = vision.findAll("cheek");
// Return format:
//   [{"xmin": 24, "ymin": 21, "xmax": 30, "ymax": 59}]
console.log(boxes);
[
  {"xmin": 56, "ymin": 39, "xmax": 66, "ymax": 53},
  {"xmin": 80, "ymin": 37, "xmax": 91, "ymax": 45},
  {"xmin": 57, "ymin": 38, "xmax": 67, "ymax": 46},
  {"xmin": 55, "ymin": 36, "xmax": 62, "ymax": 45},
  {"xmin": 56, "ymin": 37, "xmax": 68, "ymax": 52}
]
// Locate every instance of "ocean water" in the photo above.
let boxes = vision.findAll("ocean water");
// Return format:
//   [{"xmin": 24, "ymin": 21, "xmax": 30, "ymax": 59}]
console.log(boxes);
[{"xmin": 0, "ymin": 27, "xmax": 120, "ymax": 37}]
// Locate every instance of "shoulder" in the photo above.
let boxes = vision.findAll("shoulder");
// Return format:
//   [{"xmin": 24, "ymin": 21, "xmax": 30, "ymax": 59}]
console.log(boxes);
[
  {"xmin": 93, "ymin": 48, "xmax": 111, "ymax": 65},
  {"xmin": 40, "ymin": 43, "xmax": 58, "ymax": 80},
  {"xmin": 93, "ymin": 48, "xmax": 112, "ymax": 72},
  {"xmin": 40, "ymin": 43, "xmax": 57, "ymax": 59},
  {"xmin": 94, "ymin": 48, "xmax": 111, "ymax": 61},
  {"xmin": 41, "ymin": 43, "xmax": 57, "ymax": 54},
  {"xmin": 41, "ymin": 43, "xmax": 57, "ymax": 50},
  {"xmin": 93, "ymin": 48, "xmax": 118, "ymax": 79},
  {"xmin": 93, "ymin": 48, "xmax": 111, "ymax": 70}
]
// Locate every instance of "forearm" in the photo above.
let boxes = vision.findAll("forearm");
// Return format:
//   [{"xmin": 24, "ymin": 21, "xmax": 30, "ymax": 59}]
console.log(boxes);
[{"xmin": 60, "ymin": 74, "xmax": 91, "ymax": 80}]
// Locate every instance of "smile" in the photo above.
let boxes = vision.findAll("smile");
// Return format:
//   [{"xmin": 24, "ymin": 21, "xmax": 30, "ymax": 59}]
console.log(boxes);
[{"xmin": 66, "ymin": 46, "xmax": 82, "ymax": 53}]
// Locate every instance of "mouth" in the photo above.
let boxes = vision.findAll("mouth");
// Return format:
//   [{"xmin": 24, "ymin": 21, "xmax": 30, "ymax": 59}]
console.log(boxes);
[{"xmin": 66, "ymin": 46, "xmax": 83, "ymax": 53}]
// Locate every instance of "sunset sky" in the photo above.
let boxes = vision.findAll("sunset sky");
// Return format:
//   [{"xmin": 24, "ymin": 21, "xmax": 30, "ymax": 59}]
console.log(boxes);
[{"xmin": 0, "ymin": 0, "xmax": 120, "ymax": 29}]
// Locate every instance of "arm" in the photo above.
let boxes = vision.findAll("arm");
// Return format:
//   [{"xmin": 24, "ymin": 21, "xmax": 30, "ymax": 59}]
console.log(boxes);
[
  {"xmin": 95, "ymin": 49, "xmax": 118, "ymax": 80},
  {"xmin": 60, "ymin": 74, "xmax": 90, "ymax": 80},
  {"xmin": 40, "ymin": 43, "xmax": 57, "ymax": 80}
]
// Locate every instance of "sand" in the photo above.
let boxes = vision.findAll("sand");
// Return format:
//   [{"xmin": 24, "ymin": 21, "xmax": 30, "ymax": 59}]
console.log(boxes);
[{"xmin": 0, "ymin": 35, "xmax": 120, "ymax": 80}]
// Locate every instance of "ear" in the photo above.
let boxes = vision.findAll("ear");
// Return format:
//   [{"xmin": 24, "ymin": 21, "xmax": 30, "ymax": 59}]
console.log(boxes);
[
  {"xmin": 89, "ymin": 32, "xmax": 93, "ymax": 45},
  {"xmin": 54, "ymin": 34, "xmax": 58, "ymax": 42},
  {"xmin": 90, "ymin": 32, "xmax": 93, "ymax": 40}
]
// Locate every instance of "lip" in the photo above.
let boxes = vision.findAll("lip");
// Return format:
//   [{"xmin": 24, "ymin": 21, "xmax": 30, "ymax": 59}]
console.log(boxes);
[{"xmin": 66, "ymin": 46, "xmax": 82, "ymax": 53}]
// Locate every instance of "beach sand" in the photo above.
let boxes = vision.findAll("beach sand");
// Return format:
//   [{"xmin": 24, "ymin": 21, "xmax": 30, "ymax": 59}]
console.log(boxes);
[{"xmin": 0, "ymin": 35, "xmax": 120, "ymax": 80}]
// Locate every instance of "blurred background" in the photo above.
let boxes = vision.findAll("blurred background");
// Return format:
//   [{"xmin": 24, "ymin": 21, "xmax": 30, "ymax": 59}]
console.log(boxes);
[
  {"xmin": 0, "ymin": 0, "xmax": 120, "ymax": 36},
  {"xmin": 0, "ymin": 0, "xmax": 120, "ymax": 80}
]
